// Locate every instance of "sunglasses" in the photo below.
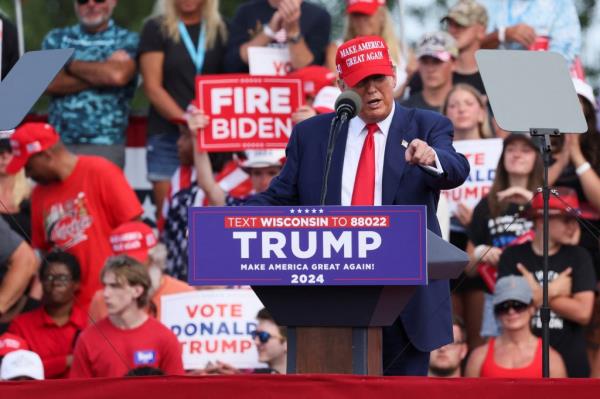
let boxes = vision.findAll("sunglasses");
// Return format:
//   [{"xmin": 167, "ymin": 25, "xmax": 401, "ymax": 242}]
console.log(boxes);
[
  {"xmin": 76, "ymin": 0, "xmax": 106, "ymax": 5},
  {"xmin": 42, "ymin": 274, "xmax": 73, "ymax": 284},
  {"xmin": 494, "ymin": 300, "xmax": 529, "ymax": 316},
  {"xmin": 250, "ymin": 330, "xmax": 281, "ymax": 344}
]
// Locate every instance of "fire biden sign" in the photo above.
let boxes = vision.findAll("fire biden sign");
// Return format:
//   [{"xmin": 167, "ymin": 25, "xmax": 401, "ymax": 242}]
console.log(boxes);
[{"xmin": 196, "ymin": 75, "xmax": 303, "ymax": 151}]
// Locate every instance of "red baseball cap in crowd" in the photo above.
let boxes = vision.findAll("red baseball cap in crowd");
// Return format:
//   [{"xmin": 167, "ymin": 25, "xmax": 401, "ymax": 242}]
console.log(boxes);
[
  {"xmin": 109, "ymin": 221, "xmax": 157, "ymax": 264},
  {"xmin": 0, "ymin": 333, "xmax": 29, "ymax": 357},
  {"xmin": 6, "ymin": 122, "xmax": 60, "ymax": 174},
  {"xmin": 347, "ymin": 0, "xmax": 385, "ymax": 15},
  {"xmin": 288, "ymin": 66, "xmax": 337, "ymax": 96},
  {"xmin": 336, "ymin": 35, "xmax": 394, "ymax": 88},
  {"xmin": 530, "ymin": 187, "xmax": 580, "ymax": 218}
]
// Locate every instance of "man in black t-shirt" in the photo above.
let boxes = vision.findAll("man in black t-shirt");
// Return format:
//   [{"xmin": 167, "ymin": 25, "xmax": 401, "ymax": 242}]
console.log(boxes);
[
  {"xmin": 441, "ymin": 0, "xmax": 487, "ymax": 95},
  {"xmin": 225, "ymin": 0, "xmax": 331, "ymax": 73},
  {"xmin": 406, "ymin": 1, "xmax": 487, "ymax": 97},
  {"xmin": 401, "ymin": 32, "xmax": 457, "ymax": 113},
  {"xmin": 498, "ymin": 187, "xmax": 596, "ymax": 377}
]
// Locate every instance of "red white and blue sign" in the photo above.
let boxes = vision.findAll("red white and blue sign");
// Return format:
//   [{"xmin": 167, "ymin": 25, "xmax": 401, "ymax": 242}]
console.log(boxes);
[{"xmin": 188, "ymin": 206, "xmax": 427, "ymax": 286}]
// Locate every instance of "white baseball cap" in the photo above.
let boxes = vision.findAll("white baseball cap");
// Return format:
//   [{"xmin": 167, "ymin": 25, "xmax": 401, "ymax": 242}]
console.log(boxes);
[
  {"xmin": 313, "ymin": 86, "xmax": 342, "ymax": 114},
  {"xmin": 572, "ymin": 78, "xmax": 598, "ymax": 110},
  {"xmin": 240, "ymin": 150, "xmax": 286, "ymax": 169},
  {"xmin": 0, "ymin": 350, "xmax": 44, "ymax": 380}
]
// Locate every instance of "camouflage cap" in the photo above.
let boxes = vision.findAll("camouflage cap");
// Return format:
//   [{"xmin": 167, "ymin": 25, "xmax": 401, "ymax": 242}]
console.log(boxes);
[
  {"xmin": 441, "ymin": 0, "xmax": 488, "ymax": 27},
  {"xmin": 416, "ymin": 31, "xmax": 459, "ymax": 61}
]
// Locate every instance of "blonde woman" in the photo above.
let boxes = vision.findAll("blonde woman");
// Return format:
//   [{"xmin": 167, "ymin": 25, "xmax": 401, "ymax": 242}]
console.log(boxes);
[
  {"xmin": 443, "ymin": 83, "xmax": 492, "ymax": 141},
  {"xmin": 325, "ymin": 0, "xmax": 416, "ymax": 97},
  {"xmin": 139, "ymin": 0, "xmax": 227, "ymax": 217},
  {"xmin": 0, "ymin": 134, "xmax": 31, "ymax": 240},
  {"xmin": 442, "ymin": 84, "xmax": 492, "ymax": 239}
]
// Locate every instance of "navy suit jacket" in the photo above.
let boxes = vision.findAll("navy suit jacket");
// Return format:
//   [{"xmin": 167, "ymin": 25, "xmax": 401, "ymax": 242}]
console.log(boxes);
[{"xmin": 246, "ymin": 102, "xmax": 470, "ymax": 351}]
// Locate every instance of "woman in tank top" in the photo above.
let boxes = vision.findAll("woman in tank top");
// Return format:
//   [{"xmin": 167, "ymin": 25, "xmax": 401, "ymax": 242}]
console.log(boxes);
[{"xmin": 465, "ymin": 275, "xmax": 567, "ymax": 377}]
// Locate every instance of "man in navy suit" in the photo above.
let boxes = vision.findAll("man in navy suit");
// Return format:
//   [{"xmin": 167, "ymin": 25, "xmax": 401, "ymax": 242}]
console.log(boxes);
[{"xmin": 246, "ymin": 35, "xmax": 470, "ymax": 375}]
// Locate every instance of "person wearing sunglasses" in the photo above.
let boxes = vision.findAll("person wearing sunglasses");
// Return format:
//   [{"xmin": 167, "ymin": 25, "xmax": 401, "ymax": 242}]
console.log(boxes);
[
  {"xmin": 42, "ymin": 0, "xmax": 138, "ymax": 169},
  {"xmin": 7, "ymin": 251, "xmax": 86, "ymax": 379},
  {"xmin": 497, "ymin": 187, "xmax": 595, "ymax": 377},
  {"xmin": 139, "ymin": 0, "xmax": 228, "ymax": 221},
  {"xmin": 203, "ymin": 308, "xmax": 287, "ymax": 375},
  {"xmin": 465, "ymin": 275, "xmax": 566, "ymax": 377},
  {"xmin": 250, "ymin": 308, "xmax": 287, "ymax": 374}
]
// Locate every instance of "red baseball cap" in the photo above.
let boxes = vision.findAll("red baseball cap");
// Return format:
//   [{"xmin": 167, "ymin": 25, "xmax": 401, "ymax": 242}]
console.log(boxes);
[
  {"xmin": 0, "ymin": 333, "xmax": 29, "ymax": 356},
  {"xmin": 288, "ymin": 66, "xmax": 336, "ymax": 96},
  {"xmin": 347, "ymin": 0, "xmax": 385, "ymax": 15},
  {"xmin": 530, "ymin": 187, "xmax": 580, "ymax": 218},
  {"xmin": 109, "ymin": 222, "xmax": 157, "ymax": 264},
  {"xmin": 336, "ymin": 35, "xmax": 394, "ymax": 88},
  {"xmin": 6, "ymin": 122, "xmax": 60, "ymax": 174}
]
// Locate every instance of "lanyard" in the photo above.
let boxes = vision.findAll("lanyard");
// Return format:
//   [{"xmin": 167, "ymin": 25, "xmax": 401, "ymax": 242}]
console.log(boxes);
[{"xmin": 178, "ymin": 21, "xmax": 206, "ymax": 74}]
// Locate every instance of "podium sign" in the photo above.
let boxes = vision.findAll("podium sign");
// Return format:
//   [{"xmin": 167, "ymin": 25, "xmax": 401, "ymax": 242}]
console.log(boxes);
[{"xmin": 188, "ymin": 206, "xmax": 427, "ymax": 286}]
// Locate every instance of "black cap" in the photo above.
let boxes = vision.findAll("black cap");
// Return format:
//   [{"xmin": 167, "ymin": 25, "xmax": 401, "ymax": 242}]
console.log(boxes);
[{"xmin": 503, "ymin": 133, "xmax": 538, "ymax": 151}]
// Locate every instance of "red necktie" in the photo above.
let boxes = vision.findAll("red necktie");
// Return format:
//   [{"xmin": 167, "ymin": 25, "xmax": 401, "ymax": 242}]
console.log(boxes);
[{"xmin": 351, "ymin": 123, "xmax": 378, "ymax": 205}]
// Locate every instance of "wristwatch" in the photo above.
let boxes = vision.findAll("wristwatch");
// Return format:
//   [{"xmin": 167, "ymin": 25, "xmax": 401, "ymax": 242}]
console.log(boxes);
[
  {"xmin": 498, "ymin": 26, "xmax": 506, "ymax": 43},
  {"xmin": 287, "ymin": 31, "xmax": 303, "ymax": 44}
]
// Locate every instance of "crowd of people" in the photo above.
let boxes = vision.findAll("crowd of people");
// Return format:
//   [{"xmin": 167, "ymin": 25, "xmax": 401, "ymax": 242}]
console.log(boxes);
[{"xmin": 1, "ymin": 0, "xmax": 600, "ymax": 381}]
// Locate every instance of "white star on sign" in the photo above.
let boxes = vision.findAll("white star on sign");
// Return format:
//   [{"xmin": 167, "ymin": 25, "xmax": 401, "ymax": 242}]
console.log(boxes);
[
  {"xmin": 297, "ymin": 208, "xmax": 303, "ymax": 214},
  {"xmin": 304, "ymin": 209, "xmax": 310, "ymax": 213},
  {"xmin": 319, "ymin": 209, "xmax": 324, "ymax": 214},
  {"xmin": 290, "ymin": 209, "xmax": 295, "ymax": 214},
  {"xmin": 312, "ymin": 209, "xmax": 317, "ymax": 213},
  {"xmin": 141, "ymin": 193, "xmax": 157, "ymax": 223}
]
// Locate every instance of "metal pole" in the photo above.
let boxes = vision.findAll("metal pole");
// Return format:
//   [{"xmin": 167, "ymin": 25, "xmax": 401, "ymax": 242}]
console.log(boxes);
[
  {"xmin": 531, "ymin": 129, "xmax": 555, "ymax": 378},
  {"xmin": 14, "ymin": 0, "xmax": 24, "ymax": 56},
  {"xmin": 395, "ymin": 0, "xmax": 407, "ymax": 60},
  {"xmin": 541, "ymin": 137, "xmax": 550, "ymax": 378},
  {"xmin": 0, "ymin": 19, "xmax": 3, "ymax": 78}
]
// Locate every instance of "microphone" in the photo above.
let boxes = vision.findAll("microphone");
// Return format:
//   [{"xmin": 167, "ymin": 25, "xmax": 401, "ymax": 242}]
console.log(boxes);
[
  {"xmin": 334, "ymin": 91, "xmax": 362, "ymax": 119},
  {"xmin": 320, "ymin": 91, "xmax": 362, "ymax": 205}
]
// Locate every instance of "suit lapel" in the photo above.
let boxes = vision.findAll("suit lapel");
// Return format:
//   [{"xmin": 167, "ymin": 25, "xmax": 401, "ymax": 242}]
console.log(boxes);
[
  {"xmin": 382, "ymin": 103, "xmax": 414, "ymax": 205},
  {"xmin": 322, "ymin": 118, "xmax": 348, "ymax": 205}
]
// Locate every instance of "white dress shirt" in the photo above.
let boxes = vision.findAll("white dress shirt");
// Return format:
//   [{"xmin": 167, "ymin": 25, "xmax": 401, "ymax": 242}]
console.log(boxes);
[{"xmin": 341, "ymin": 102, "xmax": 443, "ymax": 206}]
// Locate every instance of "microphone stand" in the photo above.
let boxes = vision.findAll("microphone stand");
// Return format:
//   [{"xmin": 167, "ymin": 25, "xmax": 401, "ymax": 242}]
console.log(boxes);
[{"xmin": 320, "ymin": 113, "xmax": 349, "ymax": 206}]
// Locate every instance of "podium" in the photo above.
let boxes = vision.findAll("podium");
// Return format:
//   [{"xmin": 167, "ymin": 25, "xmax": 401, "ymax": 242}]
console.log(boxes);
[
  {"xmin": 188, "ymin": 206, "xmax": 468, "ymax": 375},
  {"xmin": 253, "ymin": 231, "xmax": 467, "ymax": 374}
]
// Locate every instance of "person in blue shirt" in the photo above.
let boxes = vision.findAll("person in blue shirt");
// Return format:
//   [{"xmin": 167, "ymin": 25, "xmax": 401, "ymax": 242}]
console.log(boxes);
[
  {"xmin": 42, "ymin": 0, "xmax": 138, "ymax": 169},
  {"xmin": 481, "ymin": 0, "xmax": 581, "ymax": 66}
]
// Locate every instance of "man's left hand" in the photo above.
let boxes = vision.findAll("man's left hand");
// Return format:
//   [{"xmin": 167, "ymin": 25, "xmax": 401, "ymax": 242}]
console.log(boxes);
[
  {"xmin": 108, "ymin": 49, "xmax": 131, "ymax": 62},
  {"xmin": 405, "ymin": 139, "xmax": 436, "ymax": 167}
]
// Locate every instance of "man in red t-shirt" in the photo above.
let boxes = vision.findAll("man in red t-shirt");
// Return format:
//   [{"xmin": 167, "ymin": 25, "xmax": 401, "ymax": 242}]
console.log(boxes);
[
  {"xmin": 8, "ymin": 251, "xmax": 86, "ymax": 379},
  {"xmin": 70, "ymin": 255, "xmax": 183, "ymax": 378},
  {"xmin": 88, "ymin": 221, "xmax": 194, "ymax": 321},
  {"xmin": 6, "ymin": 122, "xmax": 142, "ymax": 309}
]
